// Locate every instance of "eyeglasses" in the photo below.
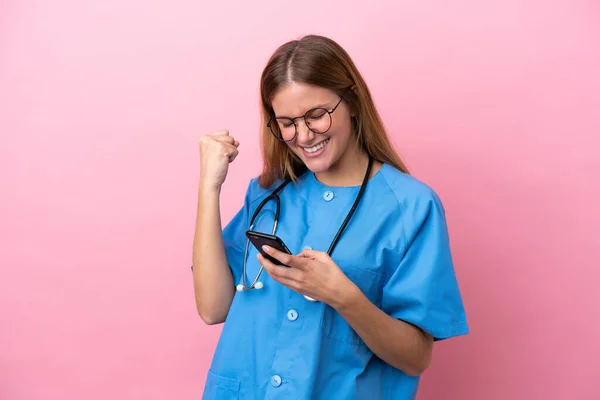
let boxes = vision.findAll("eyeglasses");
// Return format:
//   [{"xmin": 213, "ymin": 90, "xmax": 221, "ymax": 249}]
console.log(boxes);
[{"xmin": 267, "ymin": 97, "xmax": 344, "ymax": 142}]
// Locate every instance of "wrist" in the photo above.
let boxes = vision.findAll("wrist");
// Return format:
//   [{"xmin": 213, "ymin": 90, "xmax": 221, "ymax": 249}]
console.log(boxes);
[
  {"xmin": 198, "ymin": 179, "xmax": 222, "ymax": 195},
  {"xmin": 331, "ymin": 279, "xmax": 363, "ymax": 313}
]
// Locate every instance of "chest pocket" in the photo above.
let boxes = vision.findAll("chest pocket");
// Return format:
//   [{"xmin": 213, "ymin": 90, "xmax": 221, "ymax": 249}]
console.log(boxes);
[{"xmin": 322, "ymin": 264, "xmax": 385, "ymax": 348}]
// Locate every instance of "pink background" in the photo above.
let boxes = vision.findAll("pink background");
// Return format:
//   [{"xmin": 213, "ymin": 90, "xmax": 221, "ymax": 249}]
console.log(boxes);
[{"xmin": 1, "ymin": 0, "xmax": 599, "ymax": 399}]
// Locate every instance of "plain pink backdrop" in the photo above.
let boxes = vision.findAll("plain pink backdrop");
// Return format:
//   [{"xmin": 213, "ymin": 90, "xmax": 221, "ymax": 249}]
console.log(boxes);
[{"xmin": 1, "ymin": 0, "xmax": 599, "ymax": 399}]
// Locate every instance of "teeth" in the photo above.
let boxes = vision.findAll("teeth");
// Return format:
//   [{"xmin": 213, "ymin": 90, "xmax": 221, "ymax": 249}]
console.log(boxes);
[{"xmin": 304, "ymin": 140, "xmax": 328, "ymax": 153}]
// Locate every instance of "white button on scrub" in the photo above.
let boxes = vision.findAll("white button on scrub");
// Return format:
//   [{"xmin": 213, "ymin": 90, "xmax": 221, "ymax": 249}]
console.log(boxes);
[
  {"xmin": 287, "ymin": 309, "xmax": 299, "ymax": 321},
  {"xmin": 270, "ymin": 375, "xmax": 282, "ymax": 387}
]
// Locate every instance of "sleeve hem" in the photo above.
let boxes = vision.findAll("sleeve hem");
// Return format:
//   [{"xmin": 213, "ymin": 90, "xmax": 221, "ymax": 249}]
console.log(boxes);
[{"xmin": 396, "ymin": 317, "xmax": 469, "ymax": 341}]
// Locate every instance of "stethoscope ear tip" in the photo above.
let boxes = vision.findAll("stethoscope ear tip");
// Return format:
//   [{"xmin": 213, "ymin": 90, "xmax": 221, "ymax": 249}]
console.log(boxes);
[
  {"xmin": 254, "ymin": 281, "xmax": 264, "ymax": 290},
  {"xmin": 236, "ymin": 284, "xmax": 244, "ymax": 292}
]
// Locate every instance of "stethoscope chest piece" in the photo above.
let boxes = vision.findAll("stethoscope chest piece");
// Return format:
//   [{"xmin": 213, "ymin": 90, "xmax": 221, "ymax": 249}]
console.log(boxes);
[{"xmin": 236, "ymin": 281, "xmax": 263, "ymax": 292}]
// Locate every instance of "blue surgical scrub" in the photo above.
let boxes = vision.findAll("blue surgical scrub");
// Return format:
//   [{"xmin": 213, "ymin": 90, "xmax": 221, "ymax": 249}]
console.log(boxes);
[{"xmin": 202, "ymin": 163, "xmax": 469, "ymax": 400}]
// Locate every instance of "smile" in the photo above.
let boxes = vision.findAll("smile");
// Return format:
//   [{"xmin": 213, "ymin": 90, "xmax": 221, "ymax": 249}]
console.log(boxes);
[{"xmin": 302, "ymin": 139, "xmax": 329, "ymax": 154}]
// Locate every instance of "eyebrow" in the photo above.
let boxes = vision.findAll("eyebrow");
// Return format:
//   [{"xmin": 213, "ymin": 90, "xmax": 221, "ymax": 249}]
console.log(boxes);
[{"xmin": 275, "ymin": 102, "xmax": 333, "ymax": 119}]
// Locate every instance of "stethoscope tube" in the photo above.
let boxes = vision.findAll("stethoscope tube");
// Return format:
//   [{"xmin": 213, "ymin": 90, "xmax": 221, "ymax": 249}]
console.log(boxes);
[
  {"xmin": 237, "ymin": 180, "xmax": 288, "ymax": 292},
  {"xmin": 237, "ymin": 157, "xmax": 374, "ymax": 302}
]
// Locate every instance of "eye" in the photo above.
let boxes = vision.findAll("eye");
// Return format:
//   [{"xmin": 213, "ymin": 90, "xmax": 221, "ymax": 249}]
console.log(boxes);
[
  {"xmin": 276, "ymin": 118, "xmax": 294, "ymax": 128},
  {"xmin": 307, "ymin": 109, "xmax": 327, "ymax": 120}
]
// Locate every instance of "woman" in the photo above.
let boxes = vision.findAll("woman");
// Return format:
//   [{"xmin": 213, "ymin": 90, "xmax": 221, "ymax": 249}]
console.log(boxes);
[{"xmin": 192, "ymin": 35, "xmax": 468, "ymax": 400}]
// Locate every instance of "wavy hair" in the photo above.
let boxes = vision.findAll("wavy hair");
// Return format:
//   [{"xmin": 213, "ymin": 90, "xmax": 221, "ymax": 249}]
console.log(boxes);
[{"xmin": 258, "ymin": 35, "xmax": 409, "ymax": 187}]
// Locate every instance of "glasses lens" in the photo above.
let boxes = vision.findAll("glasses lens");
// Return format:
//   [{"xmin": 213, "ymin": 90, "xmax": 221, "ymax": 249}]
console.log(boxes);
[
  {"xmin": 305, "ymin": 108, "xmax": 332, "ymax": 134},
  {"xmin": 270, "ymin": 118, "xmax": 296, "ymax": 141}
]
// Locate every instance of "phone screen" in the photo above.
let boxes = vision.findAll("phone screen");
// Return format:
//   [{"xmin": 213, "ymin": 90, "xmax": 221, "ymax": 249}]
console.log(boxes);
[{"xmin": 246, "ymin": 231, "xmax": 292, "ymax": 267}]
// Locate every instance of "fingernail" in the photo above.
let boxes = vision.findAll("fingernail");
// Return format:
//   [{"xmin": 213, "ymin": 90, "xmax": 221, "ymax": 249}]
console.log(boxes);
[{"xmin": 262, "ymin": 245, "xmax": 271, "ymax": 252}]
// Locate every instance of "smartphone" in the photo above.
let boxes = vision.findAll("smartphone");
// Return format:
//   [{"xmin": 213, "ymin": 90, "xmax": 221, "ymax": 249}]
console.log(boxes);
[{"xmin": 245, "ymin": 230, "xmax": 292, "ymax": 267}]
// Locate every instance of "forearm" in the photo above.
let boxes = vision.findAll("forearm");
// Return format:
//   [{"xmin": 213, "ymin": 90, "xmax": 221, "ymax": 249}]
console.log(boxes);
[
  {"xmin": 333, "ymin": 283, "xmax": 433, "ymax": 376},
  {"xmin": 192, "ymin": 184, "xmax": 235, "ymax": 325}
]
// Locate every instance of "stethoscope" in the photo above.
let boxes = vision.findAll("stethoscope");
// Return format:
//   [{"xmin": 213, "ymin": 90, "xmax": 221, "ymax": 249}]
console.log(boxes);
[{"xmin": 236, "ymin": 156, "xmax": 374, "ymax": 302}]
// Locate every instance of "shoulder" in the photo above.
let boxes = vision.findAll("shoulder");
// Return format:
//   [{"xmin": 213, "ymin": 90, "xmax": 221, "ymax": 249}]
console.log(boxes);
[
  {"xmin": 377, "ymin": 163, "xmax": 445, "ymax": 215},
  {"xmin": 377, "ymin": 164, "xmax": 451, "ymax": 257},
  {"xmin": 241, "ymin": 176, "xmax": 286, "ymax": 207}
]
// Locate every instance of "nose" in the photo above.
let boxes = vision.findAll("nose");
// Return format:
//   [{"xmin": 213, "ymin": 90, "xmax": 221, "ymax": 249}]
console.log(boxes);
[{"xmin": 295, "ymin": 119, "xmax": 315, "ymax": 144}]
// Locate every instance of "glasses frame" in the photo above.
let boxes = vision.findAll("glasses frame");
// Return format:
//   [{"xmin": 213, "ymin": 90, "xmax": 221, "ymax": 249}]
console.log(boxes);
[{"xmin": 267, "ymin": 97, "xmax": 344, "ymax": 142}]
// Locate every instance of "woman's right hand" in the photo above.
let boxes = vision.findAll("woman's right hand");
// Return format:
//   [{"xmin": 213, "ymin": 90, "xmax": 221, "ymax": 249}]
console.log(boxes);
[{"xmin": 198, "ymin": 129, "xmax": 240, "ymax": 190}]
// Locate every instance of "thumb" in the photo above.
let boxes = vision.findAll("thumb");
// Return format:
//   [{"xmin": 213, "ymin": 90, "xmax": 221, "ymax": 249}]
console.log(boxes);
[{"xmin": 298, "ymin": 249, "xmax": 329, "ymax": 261}]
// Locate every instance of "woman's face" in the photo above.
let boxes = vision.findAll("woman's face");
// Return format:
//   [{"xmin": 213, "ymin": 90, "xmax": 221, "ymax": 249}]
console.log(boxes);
[{"xmin": 270, "ymin": 82, "xmax": 354, "ymax": 175}]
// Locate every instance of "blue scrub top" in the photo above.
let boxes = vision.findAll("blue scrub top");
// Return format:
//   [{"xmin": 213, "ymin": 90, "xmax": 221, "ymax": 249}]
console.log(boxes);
[{"xmin": 202, "ymin": 163, "xmax": 469, "ymax": 400}]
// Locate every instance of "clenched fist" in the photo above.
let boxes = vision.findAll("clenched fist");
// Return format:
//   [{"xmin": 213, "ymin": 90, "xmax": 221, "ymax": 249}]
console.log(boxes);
[{"xmin": 198, "ymin": 130, "xmax": 240, "ymax": 190}]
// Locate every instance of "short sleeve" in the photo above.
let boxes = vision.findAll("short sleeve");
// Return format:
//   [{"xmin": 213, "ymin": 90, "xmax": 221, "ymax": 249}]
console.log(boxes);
[
  {"xmin": 381, "ymin": 191, "xmax": 469, "ymax": 341},
  {"xmin": 221, "ymin": 180, "xmax": 255, "ymax": 286}
]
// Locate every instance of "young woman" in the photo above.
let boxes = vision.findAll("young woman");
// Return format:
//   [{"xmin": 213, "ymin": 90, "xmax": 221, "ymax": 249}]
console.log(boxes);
[{"xmin": 192, "ymin": 35, "xmax": 468, "ymax": 400}]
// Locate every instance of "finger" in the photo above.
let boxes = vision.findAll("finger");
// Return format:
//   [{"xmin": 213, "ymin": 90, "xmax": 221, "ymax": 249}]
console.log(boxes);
[
  {"xmin": 261, "ymin": 268, "xmax": 302, "ymax": 292},
  {"xmin": 221, "ymin": 144, "xmax": 239, "ymax": 162},
  {"xmin": 260, "ymin": 263, "xmax": 315, "ymax": 298},
  {"xmin": 297, "ymin": 249, "xmax": 329, "ymax": 262},
  {"xmin": 261, "ymin": 245, "xmax": 304, "ymax": 269},
  {"xmin": 212, "ymin": 135, "xmax": 236, "ymax": 145},
  {"xmin": 221, "ymin": 143, "xmax": 239, "ymax": 156},
  {"xmin": 208, "ymin": 129, "xmax": 229, "ymax": 136},
  {"xmin": 258, "ymin": 253, "xmax": 302, "ymax": 280},
  {"xmin": 228, "ymin": 152, "xmax": 238, "ymax": 163},
  {"xmin": 297, "ymin": 250, "xmax": 316, "ymax": 260},
  {"xmin": 271, "ymin": 276, "xmax": 304, "ymax": 293}
]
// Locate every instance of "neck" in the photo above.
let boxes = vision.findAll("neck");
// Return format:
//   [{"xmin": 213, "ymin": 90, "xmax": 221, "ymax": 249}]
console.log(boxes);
[{"xmin": 314, "ymin": 145, "xmax": 377, "ymax": 187}]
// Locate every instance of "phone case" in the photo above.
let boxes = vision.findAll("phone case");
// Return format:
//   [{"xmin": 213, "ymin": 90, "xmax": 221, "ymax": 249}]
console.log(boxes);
[{"xmin": 246, "ymin": 231, "xmax": 292, "ymax": 267}]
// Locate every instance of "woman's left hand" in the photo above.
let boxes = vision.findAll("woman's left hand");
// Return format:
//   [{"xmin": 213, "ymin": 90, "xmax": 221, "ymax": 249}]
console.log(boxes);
[{"xmin": 257, "ymin": 246, "xmax": 356, "ymax": 308}]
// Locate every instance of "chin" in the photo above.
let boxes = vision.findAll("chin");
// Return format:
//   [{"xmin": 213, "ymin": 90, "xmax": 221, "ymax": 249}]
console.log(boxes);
[
  {"xmin": 290, "ymin": 137, "xmax": 339, "ymax": 172},
  {"xmin": 294, "ymin": 151, "xmax": 336, "ymax": 174},
  {"xmin": 302, "ymin": 158, "xmax": 332, "ymax": 174}
]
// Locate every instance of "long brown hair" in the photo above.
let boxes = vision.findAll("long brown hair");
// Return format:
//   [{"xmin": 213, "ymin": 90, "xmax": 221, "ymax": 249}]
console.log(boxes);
[{"xmin": 258, "ymin": 35, "xmax": 409, "ymax": 188}]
